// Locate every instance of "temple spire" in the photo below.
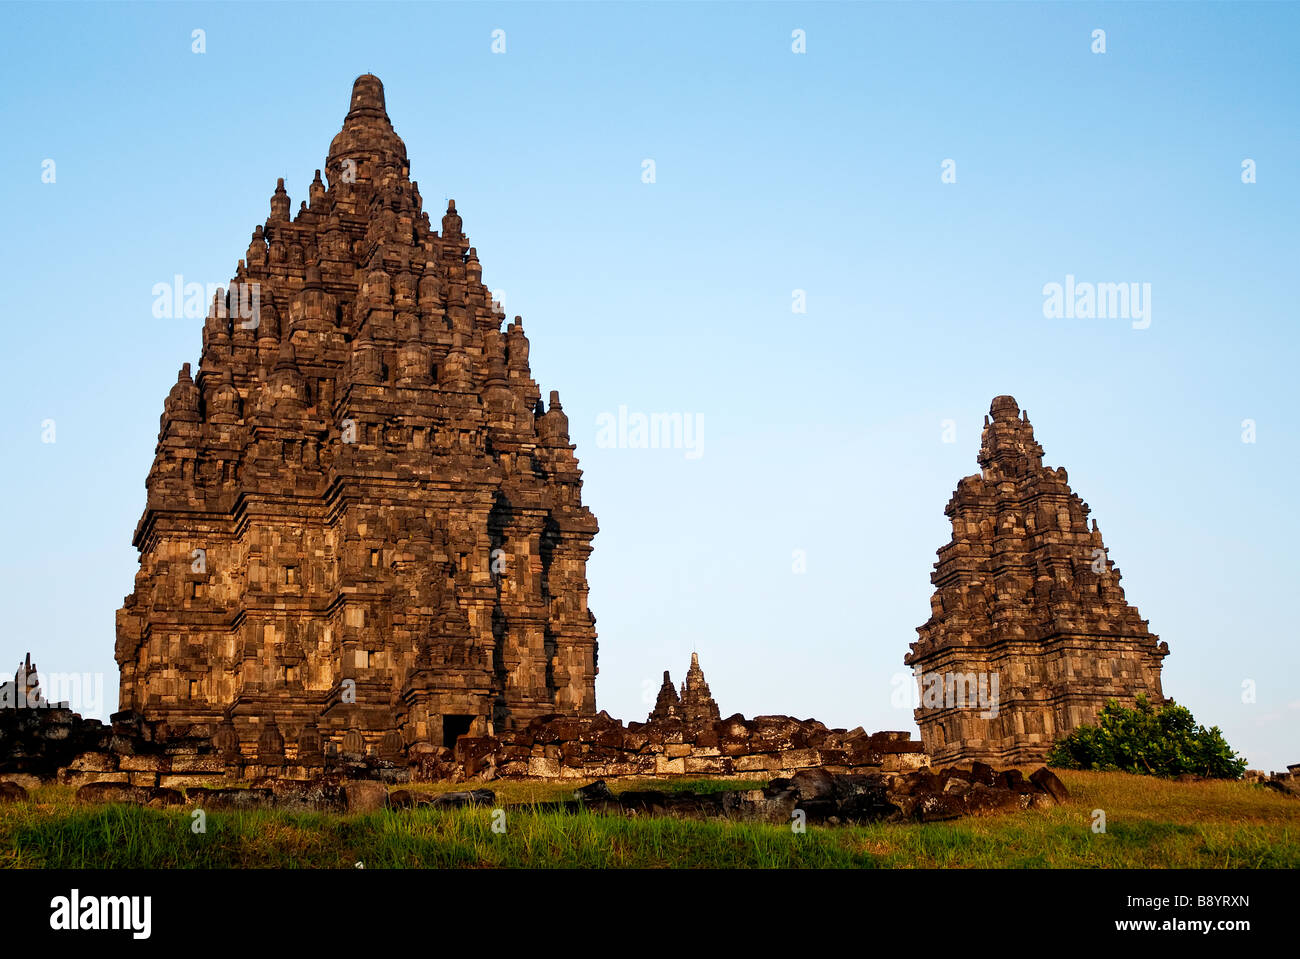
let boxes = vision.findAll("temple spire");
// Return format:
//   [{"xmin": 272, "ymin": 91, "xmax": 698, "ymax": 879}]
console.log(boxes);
[
  {"xmin": 978, "ymin": 394, "xmax": 1044, "ymax": 479},
  {"xmin": 347, "ymin": 73, "xmax": 388, "ymax": 122},
  {"xmin": 679, "ymin": 652, "xmax": 721, "ymax": 724},
  {"xmin": 907, "ymin": 395, "xmax": 1169, "ymax": 766}
]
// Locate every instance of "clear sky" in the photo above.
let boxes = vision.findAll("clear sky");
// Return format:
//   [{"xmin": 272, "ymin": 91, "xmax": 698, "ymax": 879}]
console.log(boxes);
[{"xmin": 1, "ymin": 2, "xmax": 1296, "ymax": 770}]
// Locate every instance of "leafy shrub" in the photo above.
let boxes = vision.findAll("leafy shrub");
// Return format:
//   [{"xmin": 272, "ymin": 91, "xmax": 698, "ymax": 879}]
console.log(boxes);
[{"xmin": 1047, "ymin": 695, "xmax": 1246, "ymax": 779}]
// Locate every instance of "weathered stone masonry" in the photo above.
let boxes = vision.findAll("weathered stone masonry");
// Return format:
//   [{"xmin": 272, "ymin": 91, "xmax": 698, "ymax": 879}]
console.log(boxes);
[
  {"xmin": 0, "ymin": 658, "xmax": 927, "ymax": 793},
  {"xmin": 114, "ymin": 75, "xmax": 599, "ymax": 763},
  {"xmin": 906, "ymin": 396, "xmax": 1169, "ymax": 766}
]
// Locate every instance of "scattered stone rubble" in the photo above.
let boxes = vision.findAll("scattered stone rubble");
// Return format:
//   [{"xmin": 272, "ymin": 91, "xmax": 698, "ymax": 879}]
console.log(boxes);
[
  {"xmin": 41, "ymin": 764, "xmax": 1073, "ymax": 828},
  {"xmin": 559, "ymin": 763, "xmax": 1070, "ymax": 824},
  {"xmin": 3, "ymin": 655, "xmax": 925, "ymax": 793},
  {"xmin": 1244, "ymin": 767, "xmax": 1300, "ymax": 798},
  {"xmin": 0, "ymin": 696, "xmax": 408, "ymax": 797},
  {"xmin": 12, "ymin": 654, "xmax": 1287, "ymax": 824},
  {"xmin": 423, "ymin": 710, "xmax": 929, "ymax": 783}
]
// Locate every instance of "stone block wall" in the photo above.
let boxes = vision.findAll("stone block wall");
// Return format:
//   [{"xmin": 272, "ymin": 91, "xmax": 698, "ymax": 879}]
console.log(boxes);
[
  {"xmin": 424, "ymin": 712, "xmax": 928, "ymax": 782},
  {"xmin": 0, "ymin": 706, "xmax": 409, "ymax": 791}
]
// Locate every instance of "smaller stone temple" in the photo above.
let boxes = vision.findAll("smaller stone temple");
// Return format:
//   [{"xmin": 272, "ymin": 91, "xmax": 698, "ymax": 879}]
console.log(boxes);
[
  {"xmin": 0, "ymin": 654, "xmax": 50, "ymax": 710},
  {"xmin": 648, "ymin": 653, "xmax": 721, "ymax": 724},
  {"xmin": 114, "ymin": 75, "xmax": 600, "ymax": 763},
  {"xmin": 905, "ymin": 396, "xmax": 1170, "ymax": 766}
]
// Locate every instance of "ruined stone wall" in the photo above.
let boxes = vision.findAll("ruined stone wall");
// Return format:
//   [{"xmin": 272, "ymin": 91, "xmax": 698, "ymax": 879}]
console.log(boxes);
[
  {"xmin": 1, "ymin": 704, "xmax": 926, "ymax": 792},
  {"xmin": 0, "ymin": 707, "xmax": 411, "ymax": 793},
  {"xmin": 431, "ymin": 712, "xmax": 929, "ymax": 782}
]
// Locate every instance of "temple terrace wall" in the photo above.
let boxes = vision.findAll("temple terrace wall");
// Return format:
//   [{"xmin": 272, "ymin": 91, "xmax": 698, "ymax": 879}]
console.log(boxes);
[{"xmin": 0, "ymin": 703, "xmax": 927, "ymax": 792}]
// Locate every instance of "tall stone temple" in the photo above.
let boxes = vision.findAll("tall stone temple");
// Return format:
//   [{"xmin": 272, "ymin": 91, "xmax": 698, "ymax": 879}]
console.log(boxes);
[
  {"xmin": 115, "ymin": 75, "xmax": 600, "ymax": 760},
  {"xmin": 905, "ymin": 396, "xmax": 1169, "ymax": 765}
]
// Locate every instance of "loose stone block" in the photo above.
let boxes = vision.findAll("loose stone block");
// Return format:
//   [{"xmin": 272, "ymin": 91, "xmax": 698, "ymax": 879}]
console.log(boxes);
[
  {"xmin": 778, "ymin": 748, "xmax": 819, "ymax": 769},
  {"xmin": 684, "ymin": 756, "xmax": 727, "ymax": 776},
  {"xmin": 169, "ymin": 756, "xmax": 226, "ymax": 774},
  {"xmin": 119, "ymin": 755, "xmax": 166, "ymax": 773},
  {"xmin": 67, "ymin": 752, "xmax": 117, "ymax": 772},
  {"xmin": 0, "ymin": 782, "xmax": 28, "ymax": 804},
  {"xmin": 343, "ymin": 781, "xmax": 388, "ymax": 813},
  {"xmin": 527, "ymin": 756, "xmax": 560, "ymax": 778},
  {"xmin": 654, "ymin": 756, "xmax": 686, "ymax": 775},
  {"xmin": 0, "ymin": 774, "xmax": 41, "ymax": 792},
  {"xmin": 159, "ymin": 774, "xmax": 227, "ymax": 790},
  {"xmin": 60, "ymin": 771, "xmax": 129, "ymax": 789},
  {"xmin": 733, "ymin": 754, "xmax": 777, "ymax": 773}
]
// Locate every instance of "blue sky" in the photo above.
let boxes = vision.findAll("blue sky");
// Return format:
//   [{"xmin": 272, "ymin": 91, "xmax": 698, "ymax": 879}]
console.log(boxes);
[{"xmin": 1, "ymin": 2, "xmax": 1296, "ymax": 770}]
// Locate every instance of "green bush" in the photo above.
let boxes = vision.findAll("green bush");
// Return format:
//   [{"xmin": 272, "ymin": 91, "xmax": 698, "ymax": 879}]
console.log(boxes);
[{"xmin": 1047, "ymin": 695, "xmax": 1247, "ymax": 779}]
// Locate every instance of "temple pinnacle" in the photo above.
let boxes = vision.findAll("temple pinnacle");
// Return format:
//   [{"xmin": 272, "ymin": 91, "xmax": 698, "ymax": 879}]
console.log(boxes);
[{"xmin": 347, "ymin": 73, "xmax": 387, "ymax": 120}]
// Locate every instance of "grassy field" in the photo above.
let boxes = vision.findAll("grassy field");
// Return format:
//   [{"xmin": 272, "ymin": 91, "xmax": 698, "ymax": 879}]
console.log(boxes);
[{"xmin": 1, "ymin": 771, "xmax": 1295, "ymax": 868}]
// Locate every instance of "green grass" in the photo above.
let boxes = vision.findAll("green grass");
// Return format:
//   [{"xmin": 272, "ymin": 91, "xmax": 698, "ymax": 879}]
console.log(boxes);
[{"xmin": 2, "ymin": 771, "xmax": 1295, "ymax": 868}]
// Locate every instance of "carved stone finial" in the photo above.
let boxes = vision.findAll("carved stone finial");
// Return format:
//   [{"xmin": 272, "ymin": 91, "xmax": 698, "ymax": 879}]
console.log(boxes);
[
  {"xmin": 348, "ymin": 73, "xmax": 387, "ymax": 119},
  {"xmin": 270, "ymin": 177, "xmax": 291, "ymax": 220},
  {"xmin": 442, "ymin": 199, "xmax": 463, "ymax": 237}
]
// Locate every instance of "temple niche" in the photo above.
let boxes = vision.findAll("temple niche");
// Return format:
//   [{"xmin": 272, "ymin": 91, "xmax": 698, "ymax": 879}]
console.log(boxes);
[
  {"xmin": 115, "ymin": 75, "xmax": 599, "ymax": 763},
  {"xmin": 905, "ymin": 396, "xmax": 1169, "ymax": 766}
]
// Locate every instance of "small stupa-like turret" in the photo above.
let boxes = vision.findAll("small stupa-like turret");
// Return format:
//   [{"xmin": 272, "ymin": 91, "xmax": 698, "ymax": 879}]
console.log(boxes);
[
  {"xmin": 648, "ymin": 670, "xmax": 680, "ymax": 722},
  {"xmin": 678, "ymin": 652, "xmax": 721, "ymax": 725}
]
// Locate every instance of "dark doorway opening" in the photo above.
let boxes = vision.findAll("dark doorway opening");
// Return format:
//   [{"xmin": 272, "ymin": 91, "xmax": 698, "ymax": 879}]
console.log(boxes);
[{"xmin": 442, "ymin": 714, "xmax": 473, "ymax": 748}]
